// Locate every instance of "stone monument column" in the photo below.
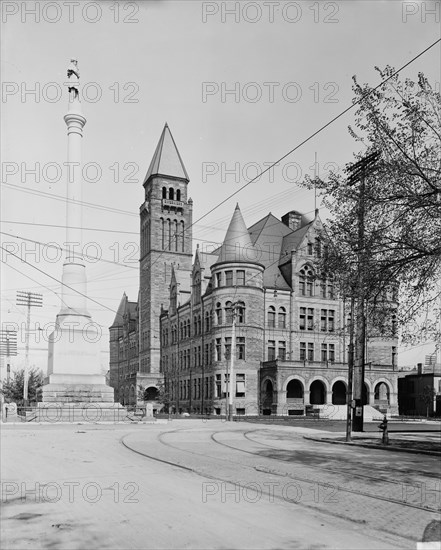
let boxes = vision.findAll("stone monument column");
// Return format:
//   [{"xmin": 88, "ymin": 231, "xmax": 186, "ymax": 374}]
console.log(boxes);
[{"xmin": 38, "ymin": 61, "xmax": 126, "ymax": 421}]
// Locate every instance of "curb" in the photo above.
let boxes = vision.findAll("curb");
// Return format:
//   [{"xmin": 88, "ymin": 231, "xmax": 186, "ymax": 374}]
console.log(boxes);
[{"xmin": 303, "ymin": 435, "xmax": 441, "ymax": 457}]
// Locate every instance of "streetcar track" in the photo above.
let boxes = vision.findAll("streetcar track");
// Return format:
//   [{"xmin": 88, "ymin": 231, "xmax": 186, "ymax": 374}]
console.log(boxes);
[
  {"xmin": 125, "ymin": 427, "xmax": 440, "ymax": 514},
  {"xmin": 120, "ymin": 429, "xmax": 418, "ymax": 544},
  {"xmin": 242, "ymin": 430, "xmax": 441, "ymax": 483},
  {"xmin": 209, "ymin": 431, "xmax": 441, "ymax": 514}
]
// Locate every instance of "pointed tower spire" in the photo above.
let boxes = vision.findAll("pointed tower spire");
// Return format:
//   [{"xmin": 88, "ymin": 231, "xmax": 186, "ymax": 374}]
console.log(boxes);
[
  {"xmin": 143, "ymin": 123, "xmax": 189, "ymax": 184},
  {"xmin": 217, "ymin": 204, "xmax": 258, "ymax": 263}
]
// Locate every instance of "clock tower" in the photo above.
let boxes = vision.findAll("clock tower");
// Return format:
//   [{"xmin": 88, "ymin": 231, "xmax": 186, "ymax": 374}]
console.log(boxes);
[{"xmin": 139, "ymin": 123, "xmax": 193, "ymax": 380}]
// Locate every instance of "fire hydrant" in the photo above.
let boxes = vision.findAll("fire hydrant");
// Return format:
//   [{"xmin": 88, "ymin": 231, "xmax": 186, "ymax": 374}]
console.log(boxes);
[{"xmin": 378, "ymin": 415, "xmax": 389, "ymax": 445}]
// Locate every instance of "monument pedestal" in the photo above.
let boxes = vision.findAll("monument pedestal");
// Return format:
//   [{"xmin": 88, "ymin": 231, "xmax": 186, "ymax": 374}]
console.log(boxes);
[{"xmin": 36, "ymin": 320, "xmax": 128, "ymax": 422}]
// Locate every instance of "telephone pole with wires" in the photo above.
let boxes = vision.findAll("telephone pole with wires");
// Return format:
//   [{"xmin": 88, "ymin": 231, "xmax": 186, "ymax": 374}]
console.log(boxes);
[
  {"xmin": 346, "ymin": 151, "xmax": 380, "ymax": 432},
  {"xmin": 16, "ymin": 291, "xmax": 43, "ymax": 406}
]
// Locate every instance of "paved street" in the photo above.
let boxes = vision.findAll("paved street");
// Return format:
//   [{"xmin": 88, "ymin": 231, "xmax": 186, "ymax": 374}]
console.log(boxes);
[{"xmin": 1, "ymin": 419, "xmax": 440, "ymax": 549}]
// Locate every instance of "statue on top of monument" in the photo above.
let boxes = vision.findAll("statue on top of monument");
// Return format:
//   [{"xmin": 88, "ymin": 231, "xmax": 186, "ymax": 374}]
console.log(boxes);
[{"xmin": 67, "ymin": 59, "xmax": 80, "ymax": 100}]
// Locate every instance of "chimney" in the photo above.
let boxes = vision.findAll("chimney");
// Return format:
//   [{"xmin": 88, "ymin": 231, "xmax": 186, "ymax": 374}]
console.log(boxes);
[{"xmin": 282, "ymin": 211, "xmax": 302, "ymax": 231}]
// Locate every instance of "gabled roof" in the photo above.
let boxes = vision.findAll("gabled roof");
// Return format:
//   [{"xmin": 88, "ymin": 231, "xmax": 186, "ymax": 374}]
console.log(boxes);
[
  {"xmin": 248, "ymin": 214, "xmax": 292, "ymax": 290},
  {"xmin": 215, "ymin": 204, "xmax": 259, "ymax": 264},
  {"xmin": 279, "ymin": 222, "xmax": 313, "ymax": 264},
  {"xmin": 109, "ymin": 293, "xmax": 137, "ymax": 328},
  {"xmin": 143, "ymin": 123, "xmax": 189, "ymax": 184},
  {"xmin": 199, "ymin": 250, "xmax": 218, "ymax": 275}
]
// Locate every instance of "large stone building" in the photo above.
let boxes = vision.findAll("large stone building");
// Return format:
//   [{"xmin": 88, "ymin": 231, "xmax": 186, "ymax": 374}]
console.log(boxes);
[{"xmin": 110, "ymin": 123, "xmax": 399, "ymax": 416}]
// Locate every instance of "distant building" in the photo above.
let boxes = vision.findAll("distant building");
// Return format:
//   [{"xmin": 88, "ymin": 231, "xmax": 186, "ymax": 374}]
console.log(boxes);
[
  {"xmin": 110, "ymin": 124, "xmax": 399, "ymax": 416},
  {"xmin": 398, "ymin": 363, "xmax": 441, "ymax": 416}
]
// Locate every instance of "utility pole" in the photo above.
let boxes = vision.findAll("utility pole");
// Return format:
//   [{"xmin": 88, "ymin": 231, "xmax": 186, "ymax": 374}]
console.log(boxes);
[
  {"xmin": 347, "ymin": 151, "xmax": 380, "ymax": 432},
  {"xmin": 16, "ymin": 291, "xmax": 43, "ymax": 406},
  {"xmin": 345, "ymin": 296, "xmax": 355, "ymax": 441}
]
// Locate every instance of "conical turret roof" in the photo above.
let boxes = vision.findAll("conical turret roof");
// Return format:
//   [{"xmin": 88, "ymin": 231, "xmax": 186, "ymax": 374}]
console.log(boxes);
[
  {"xmin": 216, "ymin": 204, "xmax": 258, "ymax": 263},
  {"xmin": 143, "ymin": 123, "xmax": 189, "ymax": 184}
]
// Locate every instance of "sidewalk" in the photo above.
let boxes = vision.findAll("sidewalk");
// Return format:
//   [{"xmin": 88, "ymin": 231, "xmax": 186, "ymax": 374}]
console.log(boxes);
[{"xmin": 304, "ymin": 431, "xmax": 441, "ymax": 456}]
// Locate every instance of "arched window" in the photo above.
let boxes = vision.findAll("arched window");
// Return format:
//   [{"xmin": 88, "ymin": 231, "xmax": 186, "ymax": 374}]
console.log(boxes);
[
  {"xmin": 169, "ymin": 188, "xmax": 174, "ymax": 200},
  {"xmin": 299, "ymin": 265, "xmax": 314, "ymax": 296},
  {"xmin": 176, "ymin": 189, "xmax": 181, "ymax": 201},
  {"xmin": 180, "ymin": 221, "xmax": 185, "ymax": 252},
  {"xmin": 225, "ymin": 301, "xmax": 233, "ymax": 324},
  {"xmin": 315, "ymin": 237, "xmax": 322, "ymax": 258},
  {"xmin": 174, "ymin": 220, "xmax": 178, "ymax": 251},
  {"xmin": 193, "ymin": 316, "xmax": 198, "ymax": 335},
  {"xmin": 267, "ymin": 306, "xmax": 276, "ymax": 328},
  {"xmin": 168, "ymin": 219, "xmax": 172, "ymax": 249},
  {"xmin": 197, "ymin": 315, "xmax": 201, "ymax": 334},
  {"xmin": 162, "ymin": 187, "xmax": 167, "ymax": 199},
  {"xmin": 160, "ymin": 218, "xmax": 165, "ymax": 249},
  {"xmin": 278, "ymin": 307, "xmax": 286, "ymax": 329},
  {"xmin": 215, "ymin": 302, "xmax": 222, "ymax": 325},
  {"xmin": 205, "ymin": 311, "xmax": 210, "ymax": 332},
  {"xmin": 236, "ymin": 301, "xmax": 245, "ymax": 324}
]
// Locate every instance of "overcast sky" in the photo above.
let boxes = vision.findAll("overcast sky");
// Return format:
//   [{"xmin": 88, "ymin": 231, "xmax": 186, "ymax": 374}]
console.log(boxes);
[{"xmin": 1, "ymin": 0, "xmax": 440, "ymax": 374}]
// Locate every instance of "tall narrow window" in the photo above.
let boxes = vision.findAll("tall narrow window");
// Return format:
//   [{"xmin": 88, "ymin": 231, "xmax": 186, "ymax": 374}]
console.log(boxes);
[
  {"xmin": 216, "ymin": 273, "xmax": 222, "ymax": 287},
  {"xmin": 225, "ymin": 337, "xmax": 232, "ymax": 360},
  {"xmin": 307, "ymin": 343, "xmax": 314, "ymax": 361},
  {"xmin": 299, "ymin": 265, "xmax": 314, "ymax": 297},
  {"xmin": 327, "ymin": 276, "xmax": 335, "ymax": 299},
  {"xmin": 180, "ymin": 221, "xmax": 185, "ymax": 252},
  {"xmin": 225, "ymin": 270, "xmax": 233, "ymax": 286},
  {"xmin": 215, "ymin": 339, "xmax": 221, "ymax": 361},
  {"xmin": 169, "ymin": 188, "xmax": 174, "ymax": 200},
  {"xmin": 236, "ymin": 337, "xmax": 245, "ymax": 360},
  {"xmin": 300, "ymin": 342, "xmax": 306, "ymax": 361},
  {"xmin": 225, "ymin": 301, "xmax": 233, "ymax": 324},
  {"xmin": 236, "ymin": 373, "xmax": 245, "ymax": 397},
  {"xmin": 299, "ymin": 307, "xmax": 306, "ymax": 330},
  {"xmin": 321, "ymin": 309, "xmax": 327, "ymax": 331},
  {"xmin": 278, "ymin": 341, "xmax": 286, "ymax": 360},
  {"xmin": 215, "ymin": 302, "xmax": 222, "ymax": 325},
  {"xmin": 328, "ymin": 310, "xmax": 335, "ymax": 332},
  {"xmin": 268, "ymin": 306, "xmax": 276, "ymax": 328},
  {"xmin": 268, "ymin": 340, "xmax": 276, "ymax": 361},
  {"xmin": 307, "ymin": 308, "xmax": 314, "ymax": 330},
  {"xmin": 174, "ymin": 220, "xmax": 178, "ymax": 251},
  {"xmin": 161, "ymin": 218, "xmax": 165, "ymax": 249},
  {"xmin": 176, "ymin": 189, "xmax": 181, "ymax": 201},
  {"xmin": 237, "ymin": 301, "xmax": 245, "ymax": 324},
  {"xmin": 329, "ymin": 344, "xmax": 335, "ymax": 362},
  {"xmin": 162, "ymin": 187, "xmax": 167, "ymax": 199},
  {"xmin": 278, "ymin": 307, "xmax": 286, "ymax": 329},
  {"xmin": 321, "ymin": 343, "xmax": 328, "ymax": 362},
  {"xmin": 236, "ymin": 270, "xmax": 245, "ymax": 285}
]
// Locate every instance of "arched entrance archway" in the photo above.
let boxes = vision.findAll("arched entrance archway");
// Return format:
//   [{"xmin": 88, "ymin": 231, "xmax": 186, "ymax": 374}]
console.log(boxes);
[
  {"xmin": 144, "ymin": 387, "xmax": 159, "ymax": 401},
  {"xmin": 375, "ymin": 382, "xmax": 390, "ymax": 404},
  {"xmin": 262, "ymin": 379, "xmax": 273, "ymax": 415},
  {"xmin": 332, "ymin": 381, "xmax": 346, "ymax": 405},
  {"xmin": 310, "ymin": 380, "xmax": 326, "ymax": 405},
  {"xmin": 286, "ymin": 379, "xmax": 304, "ymax": 399}
]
